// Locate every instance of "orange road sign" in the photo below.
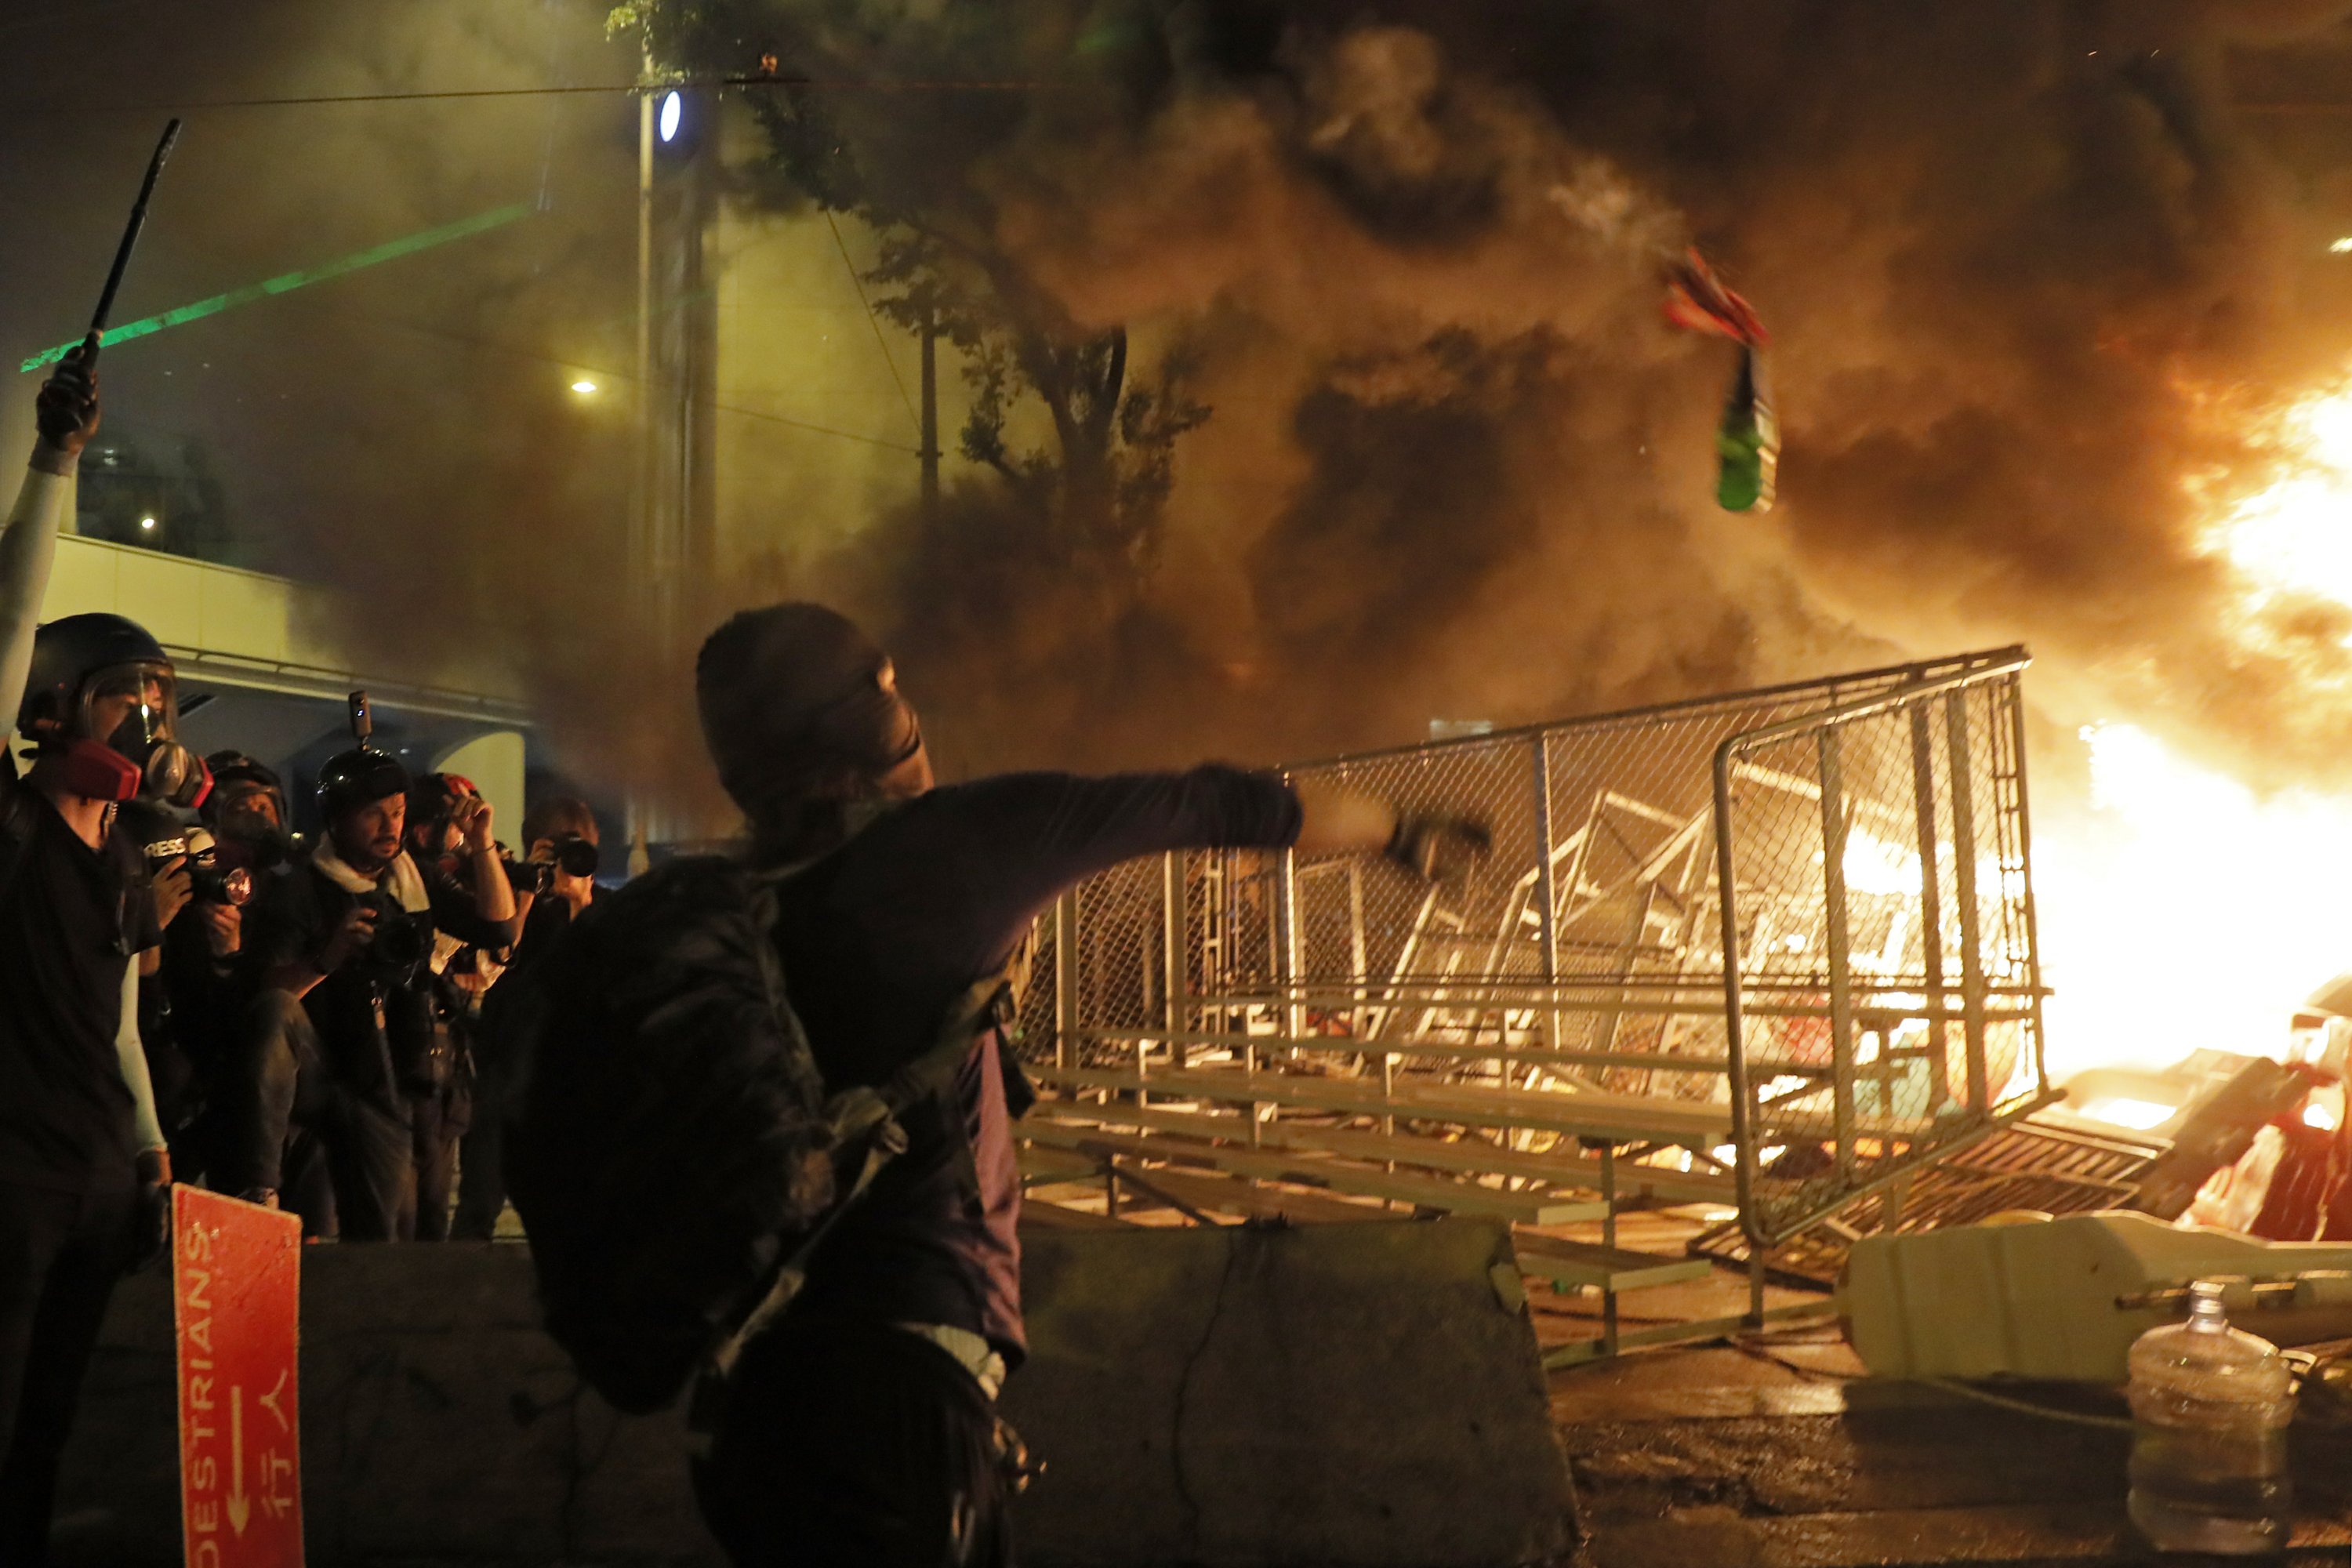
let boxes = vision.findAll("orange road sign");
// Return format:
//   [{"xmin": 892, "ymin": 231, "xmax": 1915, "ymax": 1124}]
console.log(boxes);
[{"xmin": 173, "ymin": 1186, "xmax": 303, "ymax": 1567}]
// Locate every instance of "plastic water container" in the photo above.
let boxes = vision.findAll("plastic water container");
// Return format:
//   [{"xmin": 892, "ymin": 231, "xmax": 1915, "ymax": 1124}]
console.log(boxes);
[{"xmin": 2126, "ymin": 1279, "xmax": 2295, "ymax": 1554}]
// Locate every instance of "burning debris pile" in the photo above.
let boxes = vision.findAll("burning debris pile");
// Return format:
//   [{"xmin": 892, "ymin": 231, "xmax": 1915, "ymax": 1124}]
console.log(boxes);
[{"xmin": 583, "ymin": 2, "xmax": 2352, "ymax": 1109}]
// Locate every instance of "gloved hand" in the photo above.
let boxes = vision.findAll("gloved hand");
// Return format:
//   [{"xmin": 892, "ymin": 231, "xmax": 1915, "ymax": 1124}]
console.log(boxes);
[
  {"xmin": 33, "ymin": 340, "xmax": 100, "ymax": 473},
  {"xmin": 1384, "ymin": 814, "xmax": 1491, "ymax": 884}
]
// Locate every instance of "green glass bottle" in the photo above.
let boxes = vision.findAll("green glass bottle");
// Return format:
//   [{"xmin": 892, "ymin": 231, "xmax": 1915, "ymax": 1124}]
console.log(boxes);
[{"xmin": 1715, "ymin": 346, "xmax": 1778, "ymax": 514}]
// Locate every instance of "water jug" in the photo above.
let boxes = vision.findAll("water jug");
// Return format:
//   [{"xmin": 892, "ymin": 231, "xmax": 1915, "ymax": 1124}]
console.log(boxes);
[{"xmin": 2126, "ymin": 1279, "xmax": 2294, "ymax": 1554}]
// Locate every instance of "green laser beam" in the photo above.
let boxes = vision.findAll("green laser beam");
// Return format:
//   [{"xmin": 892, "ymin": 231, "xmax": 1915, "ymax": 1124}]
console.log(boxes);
[{"xmin": 20, "ymin": 201, "xmax": 534, "ymax": 372}]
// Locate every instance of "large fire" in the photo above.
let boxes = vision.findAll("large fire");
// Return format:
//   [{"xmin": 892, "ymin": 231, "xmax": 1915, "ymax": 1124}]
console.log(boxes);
[{"xmin": 2038, "ymin": 370, "xmax": 2352, "ymax": 1083}]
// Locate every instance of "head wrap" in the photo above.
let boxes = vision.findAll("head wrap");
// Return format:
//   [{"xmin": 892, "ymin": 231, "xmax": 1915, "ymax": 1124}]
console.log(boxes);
[{"xmin": 695, "ymin": 604, "xmax": 920, "ymax": 814}]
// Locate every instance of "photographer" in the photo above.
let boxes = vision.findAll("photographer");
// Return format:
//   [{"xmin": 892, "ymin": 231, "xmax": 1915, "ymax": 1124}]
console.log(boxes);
[
  {"xmin": 0, "ymin": 347, "xmax": 184, "ymax": 1563},
  {"xmin": 223, "ymin": 743, "xmax": 520, "ymax": 1241},
  {"xmin": 400, "ymin": 771, "xmax": 498, "ymax": 1242},
  {"xmin": 451, "ymin": 795, "xmax": 599, "ymax": 1241},
  {"xmin": 132, "ymin": 753, "xmax": 290, "ymax": 1189}
]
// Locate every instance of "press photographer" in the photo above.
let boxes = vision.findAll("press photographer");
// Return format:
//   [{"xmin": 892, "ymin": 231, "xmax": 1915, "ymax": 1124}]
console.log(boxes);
[
  {"xmin": 397, "ymin": 770, "xmax": 506, "ymax": 1240},
  {"xmin": 223, "ymin": 701, "xmax": 521, "ymax": 1240},
  {"xmin": 129, "ymin": 812, "xmax": 245, "ymax": 1179},
  {"xmin": 451, "ymin": 795, "xmax": 600, "ymax": 1241}
]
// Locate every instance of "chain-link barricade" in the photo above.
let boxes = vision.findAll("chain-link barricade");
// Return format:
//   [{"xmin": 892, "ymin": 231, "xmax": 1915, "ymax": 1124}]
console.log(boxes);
[{"xmin": 1016, "ymin": 648, "xmax": 2049, "ymax": 1250}]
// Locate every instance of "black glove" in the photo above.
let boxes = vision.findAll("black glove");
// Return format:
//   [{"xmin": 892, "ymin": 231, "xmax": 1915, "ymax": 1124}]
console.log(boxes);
[
  {"xmin": 1384, "ymin": 813, "xmax": 1491, "ymax": 884},
  {"xmin": 34, "ymin": 340, "xmax": 100, "ymax": 470}
]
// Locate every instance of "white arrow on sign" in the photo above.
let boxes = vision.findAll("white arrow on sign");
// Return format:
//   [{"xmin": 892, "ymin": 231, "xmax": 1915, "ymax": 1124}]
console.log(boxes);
[{"xmin": 226, "ymin": 1385, "xmax": 250, "ymax": 1537}]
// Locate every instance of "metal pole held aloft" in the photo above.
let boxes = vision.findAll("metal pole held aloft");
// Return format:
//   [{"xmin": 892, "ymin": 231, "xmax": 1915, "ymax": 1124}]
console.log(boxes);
[{"xmin": 85, "ymin": 118, "xmax": 183, "ymax": 364}]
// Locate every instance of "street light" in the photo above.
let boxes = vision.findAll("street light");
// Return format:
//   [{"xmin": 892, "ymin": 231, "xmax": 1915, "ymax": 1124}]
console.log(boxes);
[
  {"xmin": 139, "ymin": 515, "xmax": 156, "ymax": 531},
  {"xmin": 2332, "ymin": 237, "xmax": 2352, "ymax": 255},
  {"xmin": 659, "ymin": 90, "xmax": 683, "ymax": 145},
  {"xmin": 571, "ymin": 379, "xmax": 599, "ymax": 394}
]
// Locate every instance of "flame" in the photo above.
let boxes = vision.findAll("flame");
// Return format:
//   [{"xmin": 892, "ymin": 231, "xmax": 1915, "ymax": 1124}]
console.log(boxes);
[{"xmin": 2040, "ymin": 371, "xmax": 2352, "ymax": 1085}]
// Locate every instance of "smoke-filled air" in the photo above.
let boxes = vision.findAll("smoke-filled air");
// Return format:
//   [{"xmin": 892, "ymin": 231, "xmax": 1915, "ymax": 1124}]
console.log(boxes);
[
  {"xmin": 628, "ymin": 0, "xmax": 2352, "ymax": 1073},
  {"xmin": 16, "ymin": 2, "xmax": 2352, "ymax": 1069},
  {"xmin": 634, "ymin": 0, "xmax": 2352, "ymax": 791}
]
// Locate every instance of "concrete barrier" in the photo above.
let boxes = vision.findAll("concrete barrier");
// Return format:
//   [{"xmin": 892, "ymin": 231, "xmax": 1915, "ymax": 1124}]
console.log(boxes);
[{"xmin": 55, "ymin": 1217, "xmax": 1573, "ymax": 1566}]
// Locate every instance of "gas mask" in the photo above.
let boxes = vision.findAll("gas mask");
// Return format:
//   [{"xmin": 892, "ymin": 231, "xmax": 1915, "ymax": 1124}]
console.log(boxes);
[{"xmin": 56, "ymin": 661, "xmax": 209, "ymax": 809}]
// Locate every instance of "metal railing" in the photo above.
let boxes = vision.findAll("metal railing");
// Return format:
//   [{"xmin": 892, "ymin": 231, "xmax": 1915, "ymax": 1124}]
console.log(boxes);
[{"xmin": 1014, "ymin": 648, "xmax": 2050, "ymax": 1249}]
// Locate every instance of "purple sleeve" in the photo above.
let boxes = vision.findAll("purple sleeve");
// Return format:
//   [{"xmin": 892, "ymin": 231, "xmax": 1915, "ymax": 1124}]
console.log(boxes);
[{"xmin": 907, "ymin": 764, "xmax": 1301, "ymax": 973}]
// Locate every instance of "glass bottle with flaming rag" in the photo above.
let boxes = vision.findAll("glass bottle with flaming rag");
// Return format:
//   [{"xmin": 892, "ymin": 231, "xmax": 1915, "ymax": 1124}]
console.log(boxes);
[{"xmin": 1664, "ymin": 249, "xmax": 1777, "ymax": 514}]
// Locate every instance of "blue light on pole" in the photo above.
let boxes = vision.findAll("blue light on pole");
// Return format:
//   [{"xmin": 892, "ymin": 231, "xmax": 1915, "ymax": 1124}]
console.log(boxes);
[{"xmin": 659, "ymin": 91, "xmax": 684, "ymax": 144}]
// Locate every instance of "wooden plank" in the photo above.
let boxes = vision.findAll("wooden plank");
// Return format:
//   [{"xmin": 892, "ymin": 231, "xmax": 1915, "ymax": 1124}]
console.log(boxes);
[
  {"xmin": 1029, "ymin": 1062, "xmax": 1737, "ymax": 1145},
  {"xmin": 1025, "ymin": 1203, "xmax": 1125, "ymax": 1230},
  {"xmin": 1018, "ymin": 1144, "xmax": 1102, "ymax": 1182},
  {"xmin": 1512, "ymin": 1232, "xmax": 1714, "ymax": 1293},
  {"xmin": 1110, "ymin": 1165, "xmax": 1396, "ymax": 1225},
  {"xmin": 1020, "ymin": 1120, "xmax": 1606, "ymax": 1225},
  {"xmin": 1029, "ymin": 1097, "xmax": 1739, "ymax": 1203}
]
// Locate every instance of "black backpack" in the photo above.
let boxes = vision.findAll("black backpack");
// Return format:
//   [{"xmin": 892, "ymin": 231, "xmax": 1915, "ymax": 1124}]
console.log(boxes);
[{"xmin": 501, "ymin": 851, "xmax": 1010, "ymax": 1415}]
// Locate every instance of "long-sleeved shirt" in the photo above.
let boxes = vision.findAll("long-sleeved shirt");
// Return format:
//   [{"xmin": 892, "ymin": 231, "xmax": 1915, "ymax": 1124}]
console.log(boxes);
[
  {"xmin": 0, "ymin": 459, "xmax": 166, "ymax": 1188},
  {"xmin": 771, "ymin": 764, "xmax": 1302, "ymax": 1362}
]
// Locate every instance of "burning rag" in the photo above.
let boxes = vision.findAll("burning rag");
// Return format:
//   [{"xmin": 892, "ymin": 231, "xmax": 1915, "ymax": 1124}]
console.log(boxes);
[{"xmin": 1664, "ymin": 249, "xmax": 1777, "ymax": 514}]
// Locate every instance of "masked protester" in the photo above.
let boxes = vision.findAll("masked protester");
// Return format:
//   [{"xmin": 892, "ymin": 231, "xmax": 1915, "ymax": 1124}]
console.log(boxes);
[
  {"xmin": 223, "ymin": 745, "xmax": 521, "ymax": 1241},
  {"xmin": 506, "ymin": 603, "xmax": 1486, "ymax": 1568},
  {"xmin": 451, "ymin": 795, "xmax": 598, "ymax": 1241},
  {"xmin": 0, "ymin": 346, "xmax": 183, "ymax": 1566}
]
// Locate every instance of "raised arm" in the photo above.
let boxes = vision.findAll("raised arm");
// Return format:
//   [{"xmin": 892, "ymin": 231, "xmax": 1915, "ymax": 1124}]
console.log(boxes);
[
  {"xmin": 0, "ymin": 344, "xmax": 100, "ymax": 715},
  {"xmin": 910, "ymin": 766, "xmax": 1490, "ymax": 976}
]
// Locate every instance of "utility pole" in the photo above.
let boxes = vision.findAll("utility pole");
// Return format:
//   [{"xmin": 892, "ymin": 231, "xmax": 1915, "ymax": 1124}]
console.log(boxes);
[
  {"xmin": 919, "ymin": 299, "xmax": 940, "ymax": 524},
  {"xmin": 627, "ymin": 66, "xmax": 656, "ymax": 877}
]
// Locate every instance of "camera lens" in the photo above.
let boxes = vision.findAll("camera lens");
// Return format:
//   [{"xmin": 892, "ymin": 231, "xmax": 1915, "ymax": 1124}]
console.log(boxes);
[
  {"xmin": 555, "ymin": 837, "xmax": 601, "ymax": 880},
  {"xmin": 370, "ymin": 908, "xmax": 428, "ymax": 971}
]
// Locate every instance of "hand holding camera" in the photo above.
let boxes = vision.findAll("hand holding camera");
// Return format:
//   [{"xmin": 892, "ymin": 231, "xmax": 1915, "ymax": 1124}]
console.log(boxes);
[
  {"xmin": 503, "ymin": 833, "xmax": 600, "ymax": 901},
  {"xmin": 143, "ymin": 828, "xmax": 254, "ymax": 927},
  {"xmin": 150, "ymin": 854, "xmax": 192, "ymax": 931},
  {"xmin": 319, "ymin": 903, "xmax": 379, "ymax": 974},
  {"xmin": 200, "ymin": 901, "xmax": 241, "ymax": 959}
]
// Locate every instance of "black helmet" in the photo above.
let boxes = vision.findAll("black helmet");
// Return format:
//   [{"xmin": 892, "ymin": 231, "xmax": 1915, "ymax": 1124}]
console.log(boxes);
[
  {"xmin": 19, "ymin": 612, "xmax": 207, "ymax": 808},
  {"xmin": 205, "ymin": 750, "xmax": 289, "ymax": 819},
  {"xmin": 17, "ymin": 612, "xmax": 173, "ymax": 739},
  {"xmin": 316, "ymin": 746, "xmax": 411, "ymax": 822}
]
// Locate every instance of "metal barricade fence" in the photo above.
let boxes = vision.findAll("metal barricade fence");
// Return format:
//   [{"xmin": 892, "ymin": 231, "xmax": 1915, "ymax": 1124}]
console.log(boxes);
[{"xmin": 1013, "ymin": 647, "xmax": 2049, "ymax": 1249}]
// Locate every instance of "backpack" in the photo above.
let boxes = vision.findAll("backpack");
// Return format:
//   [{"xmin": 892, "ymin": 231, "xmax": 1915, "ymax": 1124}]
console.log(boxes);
[{"xmin": 501, "ymin": 851, "xmax": 1011, "ymax": 1415}]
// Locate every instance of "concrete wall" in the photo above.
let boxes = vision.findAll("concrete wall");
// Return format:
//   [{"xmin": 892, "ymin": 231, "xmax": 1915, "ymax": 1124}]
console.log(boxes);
[{"xmin": 55, "ymin": 1219, "xmax": 1573, "ymax": 1567}]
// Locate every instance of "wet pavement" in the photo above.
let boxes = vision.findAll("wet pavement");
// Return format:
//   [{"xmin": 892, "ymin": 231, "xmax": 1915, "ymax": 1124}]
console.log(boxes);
[{"xmin": 1541, "ymin": 1314, "xmax": 2352, "ymax": 1568}]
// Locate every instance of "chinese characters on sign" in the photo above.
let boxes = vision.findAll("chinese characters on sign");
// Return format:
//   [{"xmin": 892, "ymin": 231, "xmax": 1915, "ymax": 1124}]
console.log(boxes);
[{"xmin": 174, "ymin": 1185, "xmax": 303, "ymax": 1567}]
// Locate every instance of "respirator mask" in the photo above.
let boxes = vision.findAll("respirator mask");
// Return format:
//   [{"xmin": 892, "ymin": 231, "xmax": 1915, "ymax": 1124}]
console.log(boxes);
[{"xmin": 58, "ymin": 661, "xmax": 209, "ymax": 809}]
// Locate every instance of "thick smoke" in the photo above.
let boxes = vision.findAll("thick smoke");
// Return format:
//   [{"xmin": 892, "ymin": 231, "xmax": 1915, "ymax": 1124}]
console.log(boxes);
[
  {"xmin": 847, "ymin": 0, "xmax": 2352, "ymax": 786},
  {"xmin": 15, "ymin": 2, "xmax": 2352, "ymax": 823}
]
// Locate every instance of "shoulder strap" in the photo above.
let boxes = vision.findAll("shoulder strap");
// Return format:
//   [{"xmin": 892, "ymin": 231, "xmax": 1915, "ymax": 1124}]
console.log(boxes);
[{"xmin": 690, "ymin": 876, "xmax": 1033, "ymax": 1436}]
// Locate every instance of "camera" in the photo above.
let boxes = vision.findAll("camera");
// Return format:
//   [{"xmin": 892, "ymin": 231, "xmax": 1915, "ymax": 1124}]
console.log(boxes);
[
  {"xmin": 500, "ymin": 833, "xmax": 599, "ymax": 896},
  {"xmin": 143, "ymin": 826, "xmax": 252, "ymax": 908},
  {"xmin": 350, "ymin": 890, "xmax": 433, "ymax": 982}
]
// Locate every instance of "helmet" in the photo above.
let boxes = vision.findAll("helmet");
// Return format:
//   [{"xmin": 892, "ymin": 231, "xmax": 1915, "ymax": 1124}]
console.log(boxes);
[
  {"xmin": 204, "ymin": 750, "xmax": 289, "ymax": 822},
  {"xmin": 16, "ymin": 613, "xmax": 171, "ymax": 738},
  {"xmin": 407, "ymin": 771, "xmax": 477, "ymax": 828},
  {"xmin": 316, "ymin": 746, "xmax": 412, "ymax": 822},
  {"xmin": 18, "ymin": 612, "xmax": 208, "ymax": 808}
]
